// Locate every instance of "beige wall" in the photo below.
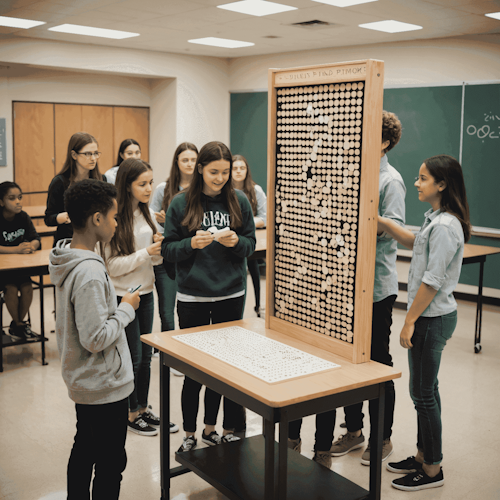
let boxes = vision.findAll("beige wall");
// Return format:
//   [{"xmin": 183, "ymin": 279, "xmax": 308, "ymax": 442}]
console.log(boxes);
[{"xmin": 228, "ymin": 36, "xmax": 500, "ymax": 91}]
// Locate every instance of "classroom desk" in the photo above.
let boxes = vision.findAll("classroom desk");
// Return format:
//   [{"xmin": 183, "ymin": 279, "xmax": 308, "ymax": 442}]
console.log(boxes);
[
  {"xmin": 248, "ymin": 228, "xmax": 266, "ymax": 260},
  {"xmin": 142, "ymin": 318, "xmax": 401, "ymax": 500},
  {"xmin": 0, "ymin": 249, "xmax": 51, "ymax": 372},
  {"xmin": 397, "ymin": 244, "xmax": 500, "ymax": 353}
]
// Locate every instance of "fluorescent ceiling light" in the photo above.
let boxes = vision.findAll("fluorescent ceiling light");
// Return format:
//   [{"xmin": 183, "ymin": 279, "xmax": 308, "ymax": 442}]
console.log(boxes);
[
  {"xmin": 48, "ymin": 24, "xmax": 139, "ymax": 39},
  {"xmin": 485, "ymin": 12, "xmax": 500, "ymax": 20},
  {"xmin": 188, "ymin": 37, "xmax": 254, "ymax": 48},
  {"xmin": 218, "ymin": 0, "xmax": 296, "ymax": 17},
  {"xmin": 312, "ymin": 0, "xmax": 377, "ymax": 7},
  {"xmin": 0, "ymin": 16, "xmax": 46, "ymax": 29},
  {"xmin": 359, "ymin": 20, "xmax": 422, "ymax": 33}
]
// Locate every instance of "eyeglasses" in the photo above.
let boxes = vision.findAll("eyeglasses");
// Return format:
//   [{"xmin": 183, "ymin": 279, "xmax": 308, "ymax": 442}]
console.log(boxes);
[{"xmin": 77, "ymin": 151, "xmax": 101, "ymax": 159}]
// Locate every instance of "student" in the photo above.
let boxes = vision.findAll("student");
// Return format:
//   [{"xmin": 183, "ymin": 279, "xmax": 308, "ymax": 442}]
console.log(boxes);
[
  {"xmin": 330, "ymin": 111, "xmax": 405, "ymax": 464},
  {"xmin": 104, "ymin": 139, "xmax": 141, "ymax": 185},
  {"xmin": 104, "ymin": 158, "xmax": 176, "ymax": 436},
  {"xmin": 49, "ymin": 179, "xmax": 140, "ymax": 499},
  {"xmin": 150, "ymin": 143, "xmax": 198, "ymax": 336},
  {"xmin": 231, "ymin": 154, "xmax": 267, "ymax": 316},
  {"xmin": 45, "ymin": 132, "xmax": 104, "ymax": 245},
  {"xmin": 162, "ymin": 141, "xmax": 256, "ymax": 452},
  {"xmin": 378, "ymin": 154, "xmax": 470, "ymax": 491},
  {"xmin": 0, "ymin": 181, "xmax": 41, "ymax": 340}
]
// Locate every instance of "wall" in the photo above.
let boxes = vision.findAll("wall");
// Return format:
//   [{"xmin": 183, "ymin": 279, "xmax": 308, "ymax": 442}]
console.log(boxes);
[{"xmin": 0, "ymin": 37, "xmax": 231, "ymax": 186}]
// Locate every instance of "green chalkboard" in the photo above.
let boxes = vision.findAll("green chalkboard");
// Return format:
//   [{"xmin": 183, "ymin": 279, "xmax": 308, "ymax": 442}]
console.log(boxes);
[
  {"xmin": 230, "ymin": 92, "xmax": 268, "ymax": 194},
  {"xmin": 462, "ymin": 83, "xmax": 500, "ymax": 230},
  {"xmin": 382, "ymin": 86, "xmax": 463, "ymax": 227}
]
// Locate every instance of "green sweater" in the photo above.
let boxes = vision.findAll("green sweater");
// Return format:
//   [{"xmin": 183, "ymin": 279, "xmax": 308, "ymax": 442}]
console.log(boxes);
[{"xmin": 162, "ymin": 190, "xmax": 256, "ymax": 297}]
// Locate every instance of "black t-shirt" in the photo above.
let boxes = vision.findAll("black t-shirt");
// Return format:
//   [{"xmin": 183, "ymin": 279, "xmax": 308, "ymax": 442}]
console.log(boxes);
[{"xmin": 0, "ymin": 210, "xmax": 40, "ymax": 247}]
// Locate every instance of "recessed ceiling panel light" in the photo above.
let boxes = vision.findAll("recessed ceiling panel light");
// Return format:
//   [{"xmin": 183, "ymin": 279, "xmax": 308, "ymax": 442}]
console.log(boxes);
[
  {"xmin": 218, "ymin": 0, "xmax": 296, "ymax": 17},
  {"xmin": 359, "ymin": 20, "xmax": 422, "ymax": 33},
  {"xmin": 312, "ymin": 0, "xmax": 377, "ymax": 7},
  {"xmin": 485, "ymin": 12, "xmax": 500, "ymax": 20},
  {"xmin": 0, "ymin": 16, "xmax": 46, "ymax": 29},
  {"xmin": 188, "ymin": 37, "xmax": 254, "ymax": 48},
  {"xmin": 48, "ymin": 24, "xmax": 139, "ymax": 39}
]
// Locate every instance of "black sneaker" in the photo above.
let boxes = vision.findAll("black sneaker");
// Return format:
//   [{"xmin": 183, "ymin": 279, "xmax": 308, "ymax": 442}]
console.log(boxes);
[
  {"xmin": 386, "ymin": 455, "xmax": 421, "ymax": 474},
  {"xmin": 178, "ymin": 435, "xmax": 197, "ymax": 452},
  {"xmin": 127, "ymin": 416, "xmax": 158, "ymax": 436},
  {"xmin": 221, "ymin": 433, "xmax": 241, "ymax": 444},
  {"xmin": 392, "ymin": 468, "xmax": 444, "ymax": 491},
  {"xmin": 170, "ymin": 421, "xmax": 179, "ymax": 433},
  {"xmin": 141, "ymin": 405, "xmax": 160, "ymax": 427},
  {"xmin": 8, "ymin": 321, "xmax": 25, "ymax": 340},
  {"xmin": 202, "ymin": 430, "xmax": 222, "ymax": 446},
  {"xmin": 22, "ymin": 323, "xmax": 38, "ymax": 341}
]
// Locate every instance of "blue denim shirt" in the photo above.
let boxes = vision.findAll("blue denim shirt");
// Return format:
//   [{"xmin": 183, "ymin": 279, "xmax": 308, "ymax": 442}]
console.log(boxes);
[
  {"xmin": 408, "ymin": 209, "xmax": 464, "ymax": 317},
  {"xmin": 374, "ymin": 155, "xmax": 406, "ymax": 302}
]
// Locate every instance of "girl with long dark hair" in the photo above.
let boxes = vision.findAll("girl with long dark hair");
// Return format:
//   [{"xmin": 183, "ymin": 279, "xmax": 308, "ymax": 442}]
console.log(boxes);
[
  {"xmin": 162, "ymin": 141, "xmax": 256, "ymax": 452},
  {"xmin": 379, "ymin": 154, "xmax": 471, "ymax": 492},
  {"xmin": 104, "ymin": 139, "xmax": 141, "ymax": 185},
  {"xmin": 45, "ymin": 132, "xmax": 104, "ymax": 244}
]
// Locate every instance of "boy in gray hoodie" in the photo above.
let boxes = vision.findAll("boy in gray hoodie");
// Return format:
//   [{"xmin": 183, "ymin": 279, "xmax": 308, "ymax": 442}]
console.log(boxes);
[{"xmin": 49, "ymin": 179, "xmax": 140, "ymax": 499}]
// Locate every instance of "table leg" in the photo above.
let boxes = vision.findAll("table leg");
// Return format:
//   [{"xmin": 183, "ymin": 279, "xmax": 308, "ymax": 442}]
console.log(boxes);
[
  {"xmin": 39, "ymin": 274, "xmax": 47, "ymax": 366},
  {"xmin": 369, "ymin": 383, "xmax": 385, "ymax": 500},
  {"xmin": 264, "ymin": 417, "xmax": 275, "ymax": 499},
  {"xmin": 160, "ymin": 355, "xmax": 170, "ymax": 500},
  {"xmin": 278, "ymin": 409, "xmax": 288, "ymax": 500},
  {"xmin": 474, "ymin": 259, "xmax": 485, "ymax": 353}
]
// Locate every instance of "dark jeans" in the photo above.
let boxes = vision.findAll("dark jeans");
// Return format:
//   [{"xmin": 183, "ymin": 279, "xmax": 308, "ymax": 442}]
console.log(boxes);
[
  {"xmin": 409, "ymin": 311, "xmax": 457, "ymax": 465},
  {"xmin": 344, "ymin": 295, "xmax": 397, "ymax": 440},
  {"xmin": 119, "ymin": 292, "xmax": 154, "ymax": 413},
  {"xmin": 247, "ymin": 259, "xmax": 261, "ymax": 310},
  {"xmin": 154, "ymin": 264, "xmax": 177, "ymax": 332},
  {"xmin": 177, "ymin": 296, "xmax": 246, "ymax": 433},
  {"xmin": 67, "ymin": 398, "xmax": 128, "ymax": 500},
  {"xmin": 289, "ymin": 410, "xmax": 336, "ymax": 451}
]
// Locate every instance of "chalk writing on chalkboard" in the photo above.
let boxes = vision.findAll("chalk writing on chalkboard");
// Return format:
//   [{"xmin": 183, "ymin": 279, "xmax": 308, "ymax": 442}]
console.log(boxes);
[{"xmin": 466, "ymin": 112, "xmax": 500, "ymax": 141}]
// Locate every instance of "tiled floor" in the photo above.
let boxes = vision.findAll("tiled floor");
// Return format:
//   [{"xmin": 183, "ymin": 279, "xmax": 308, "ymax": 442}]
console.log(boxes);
[{"xmin": 1, "ymin": 274, "xmax": 500, "ymax": 500}]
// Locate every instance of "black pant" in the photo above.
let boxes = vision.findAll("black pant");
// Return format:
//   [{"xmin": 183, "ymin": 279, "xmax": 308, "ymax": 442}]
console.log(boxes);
[
  {"xmin": 67, "ymin": 398, "xmax": 128, "ymax": 500},
  {"xmin": 247, "ymin": 259, "xmax": 261, "ymax": 310},
  {"xmin": 344, "ymin": 295, "xmax": 397, "ymax": 440},
  {"xmin": 177, "ymin": 296, "xmax": 246, "ymax": 433},
  {"xmin": 288, "ymin": 409, "xmax": 336, "ymax": 451}
]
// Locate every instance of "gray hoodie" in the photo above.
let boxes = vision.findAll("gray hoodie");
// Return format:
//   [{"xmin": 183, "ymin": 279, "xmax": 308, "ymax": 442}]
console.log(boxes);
[{"xmin": 49, "ymin": 239, "xmax": 135, "ymax": 405}]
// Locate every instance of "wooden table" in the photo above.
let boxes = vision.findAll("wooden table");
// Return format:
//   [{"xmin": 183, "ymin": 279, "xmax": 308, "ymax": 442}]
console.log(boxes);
[
  {"xmin": 397, "ymin": 243, "xmax": 500, "ymax": 353},
  {"xmin": 249, "ymin": 228, "xmax": 266, "ymax": 260},
  {"xmin": 142, "ymin": 318, "xmax": 401, "ymax": 500},
  {"xmin": 24, "ymin": 205, "xmax": 46, "ymax": 220},
  {"xmin": 0, "ymin": 249, "xmax": 51, "ymax": 371}
]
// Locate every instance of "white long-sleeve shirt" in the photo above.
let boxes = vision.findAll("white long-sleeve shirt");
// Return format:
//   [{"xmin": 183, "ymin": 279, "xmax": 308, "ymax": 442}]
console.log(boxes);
[{"xmin": 104, "ymin": 207, "xmax": 162, "ymax": 297}]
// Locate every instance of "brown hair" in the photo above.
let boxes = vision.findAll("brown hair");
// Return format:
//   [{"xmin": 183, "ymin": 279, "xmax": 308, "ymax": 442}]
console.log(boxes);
[
  {"xmin": 182, "ymin": 141, "xmax": 242, "ymax": 232},
  {"xmin": 116, "ymin": 138, "xmax": 140, "ymax": 166},
  {"xmin": 232, "ymin": 154, "xmax": 257, "ymax": 216},
  {"xmin": 59, "ymin": 132, "xmax": 103, "ymax": 185},
  {"xmin": 109, "ymin": 158, "xmax": 157, "ymax": 256},
  {"xmin": 382, "ymin": 110, "xmax": 402, "ymax": 153},
  {"xmin": 424, "ymin": 154, "xmax": 471, "ymax": 242},
  {"xmin": 161, "ymin": 142, "xmax": 198, "ymax": 213}
]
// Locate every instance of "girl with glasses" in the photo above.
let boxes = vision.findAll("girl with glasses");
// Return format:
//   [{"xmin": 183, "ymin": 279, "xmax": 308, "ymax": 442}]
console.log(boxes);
[
  {"xmin": 104, "ymin": 139, "xmax": 142, "ymax": 185},
  {"xmin": 45, "ymin": 132, "xmax": 104, "ymax": 245}
]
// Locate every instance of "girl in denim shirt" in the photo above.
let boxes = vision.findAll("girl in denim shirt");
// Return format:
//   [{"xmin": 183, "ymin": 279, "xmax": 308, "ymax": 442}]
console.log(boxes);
[{"xmin": 378, "ymin": 154, "xmax": 471, "ymax": 492}]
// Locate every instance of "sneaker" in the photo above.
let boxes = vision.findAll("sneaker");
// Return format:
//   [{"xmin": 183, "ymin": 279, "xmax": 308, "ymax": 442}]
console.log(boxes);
[
  {"xmin": 178, "ymin": 435, "xmax": 197, "ymax": 452},
  {"xmin": 170, "ymin": 368, "xmax": 184, "ymax": 376},
  {"xmin": 386, "ymin": 455, "xmax": 421, "ymax": 474},
  {"xmin": 313, "ymin": 451, "xmax": 332, "ymax": 469},
  {"xmin": 288, "ymin": 438, "xmax": 302, "ymax": 453},
  {"xmin": 361, "ymin": 438, "xmax": 393, "ymax": 466},
  {"xmin": 170, "ymin": 421, "xmax": 179, "ymax": 433},
  {"xmin": 127, "ymin": 416, "xmax": 158, "ymax": 436},
  {"xmin": 141, "ymin": 405, "xmax": 160, "ymax": 427},
  {"xmin": 392, "ymin": 468, "xmax": 444, "ymax": 491},
  {"xmin": 8, "ymin": 321, "xmax": 25, "ymax": 341},
  {"xmin": 330, "ymin": 432, "xmax": 365, "ymax": 456},
  {"xmin": 22, "ymin": 323, "xmax": 38, "ymax": 340},
  {"xmin": 202, "ymin": 430, "xmax": 222, "ymax": 446},
  {"xmin": 221, "ymin": 433, "xmax": 241, "ymax": 443}
]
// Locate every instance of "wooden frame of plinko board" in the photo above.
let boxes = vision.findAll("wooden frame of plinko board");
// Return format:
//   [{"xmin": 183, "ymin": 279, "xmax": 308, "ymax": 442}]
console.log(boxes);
[{"xmin": 266, "ymin": 59, "xmax": 384, "ymax": 364}]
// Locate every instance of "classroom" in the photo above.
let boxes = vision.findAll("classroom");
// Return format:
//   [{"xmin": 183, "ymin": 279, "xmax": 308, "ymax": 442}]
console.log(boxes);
[{"xmin": 1, "ymin": 1, "xmax": 500, "ymax": 499}]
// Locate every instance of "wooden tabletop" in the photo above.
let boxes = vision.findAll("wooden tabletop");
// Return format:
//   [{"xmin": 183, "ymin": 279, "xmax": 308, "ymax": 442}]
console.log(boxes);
[
  {"xmin": 141, "ymin": 317, "xmax": 401, "ymax": 408},
  {"xmin": 397, "ymin": 243, "xmax": 500, "ymax": 260},
  {"xmin": 0, "ymin": 249, "xmax": 51, "ymax": 273},
  {"xmin": 255, "ymin": 228, "xmax": 266, "ymax": 253},
  {"xmin": 24, "ymin": 205, "xmax": 46, "ymax": 219}
]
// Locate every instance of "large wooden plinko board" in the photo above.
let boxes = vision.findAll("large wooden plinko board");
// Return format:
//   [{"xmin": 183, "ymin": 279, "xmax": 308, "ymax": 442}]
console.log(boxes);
[{"xmin": 266, "ymin": 60, "xmax": 384, "ymax": 364}]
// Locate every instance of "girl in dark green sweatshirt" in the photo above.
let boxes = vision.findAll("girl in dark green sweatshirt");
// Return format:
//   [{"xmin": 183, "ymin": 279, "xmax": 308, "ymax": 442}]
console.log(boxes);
[{"xmin": 162, "ymin": 141, "xmax": 256, "ymax": 452}]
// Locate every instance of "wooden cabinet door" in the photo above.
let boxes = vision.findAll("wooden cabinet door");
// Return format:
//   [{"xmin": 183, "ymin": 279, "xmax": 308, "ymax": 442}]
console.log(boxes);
[
  {"xmin": 82, "ymin": 105, "xmax": 114, "ymax": 173},
  {"xmin": 54, "ymin": 104, "xmax": 82, "ymax": 173},
  {"xmin": 113, "ymin": 107, "xmax": 149, "ymax": 163},
  {"xmin": 13, "ymin": 102, "xmax": 55, "ymax": 196}
]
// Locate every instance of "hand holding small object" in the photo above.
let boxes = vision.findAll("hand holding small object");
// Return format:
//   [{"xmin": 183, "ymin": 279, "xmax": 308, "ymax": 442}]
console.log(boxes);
[
  {"xmin": 153, "ymin": 233, "xmax": 164, "ymax": 243},
  {"xmin": 191, "ymin": 230, "xmax": 214, "ymax": 249},
  {"xmin": 147, "ymin": 241, "xmax": 162, "ymax": 256},
  {"xmin": 217, "ymin": 230, "xmax": 239, "ymax": 248},
  {"xmin": 122, "ymin": 288, "xmax": 141, "ymax": 310},
  {"xmin": 154, "ymin": 210, "xmax": 165, "ymax": 224}
]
